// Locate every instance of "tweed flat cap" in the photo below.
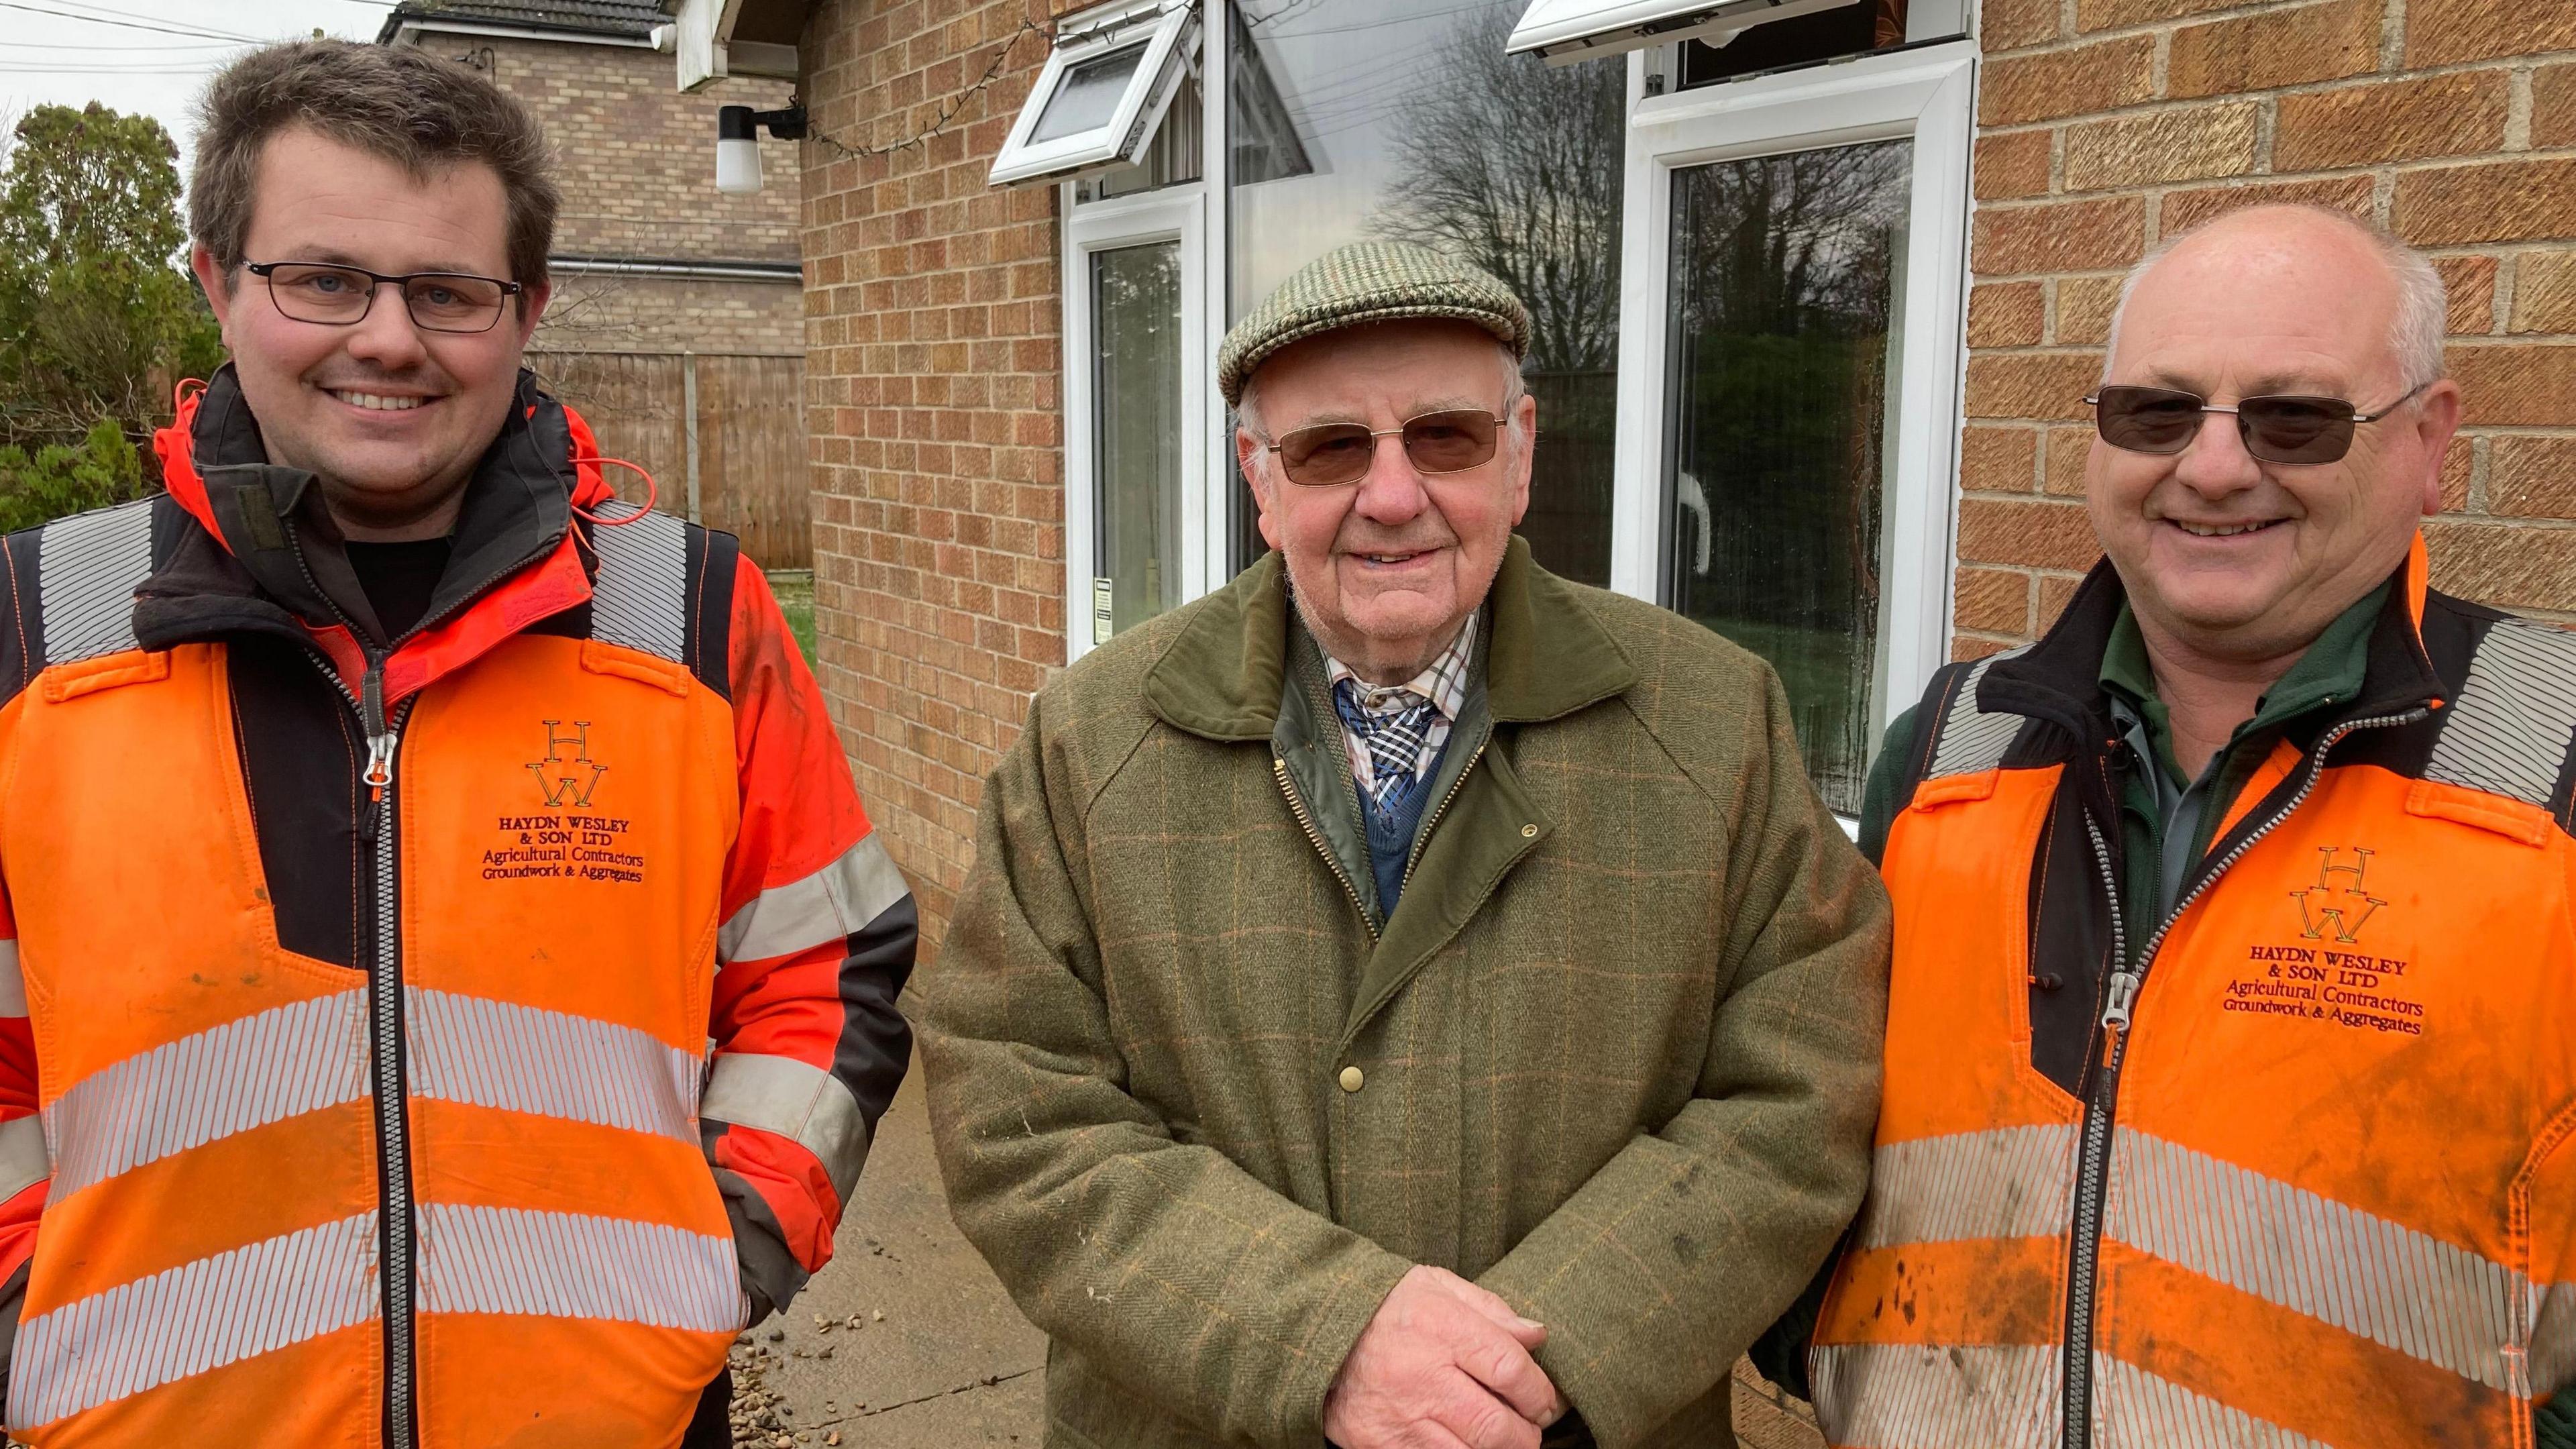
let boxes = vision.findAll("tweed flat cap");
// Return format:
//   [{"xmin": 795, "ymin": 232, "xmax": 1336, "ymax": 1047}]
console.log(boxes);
[{"xmin": 1217, "ymin": 240, "xmax": 1532, "ymax": 408}]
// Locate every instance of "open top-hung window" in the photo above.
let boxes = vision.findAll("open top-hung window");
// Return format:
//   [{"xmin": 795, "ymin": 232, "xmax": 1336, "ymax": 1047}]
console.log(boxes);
[
  {"xmin": 1508, "ymin": 0, "xmax": 1882, "ymax": 64},
  {"xmin": 991, "ymin": 0, "xmax": 1201, "ymax": 187}
]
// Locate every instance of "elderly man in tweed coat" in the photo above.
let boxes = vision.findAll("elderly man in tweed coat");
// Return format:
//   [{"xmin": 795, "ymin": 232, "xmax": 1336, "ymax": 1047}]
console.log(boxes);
[{"xmin": 918, "ymin": 241, "xmax": 1891, "ymax": 1449}]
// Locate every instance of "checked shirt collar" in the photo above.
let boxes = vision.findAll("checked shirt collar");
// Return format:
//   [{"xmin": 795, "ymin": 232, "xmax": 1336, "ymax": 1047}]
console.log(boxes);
[{"xmin": 1324, "ymin": 612, "xmax": 1477, "ymax": 810}]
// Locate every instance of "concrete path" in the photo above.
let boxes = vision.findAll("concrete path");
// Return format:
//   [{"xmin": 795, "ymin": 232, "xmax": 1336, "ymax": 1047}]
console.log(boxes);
[{"xmin": 726, "ymin": 1046, "xmax": 1046, "ymax": 1447}]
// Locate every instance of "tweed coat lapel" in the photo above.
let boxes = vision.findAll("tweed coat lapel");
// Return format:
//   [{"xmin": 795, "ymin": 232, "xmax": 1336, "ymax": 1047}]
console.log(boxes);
[{"xmin": 1142, "ymin": 538, "xmax": 1638, "ymax": 1040}]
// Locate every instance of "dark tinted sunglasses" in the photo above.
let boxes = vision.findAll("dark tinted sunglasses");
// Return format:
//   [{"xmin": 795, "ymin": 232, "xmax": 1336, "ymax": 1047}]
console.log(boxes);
[
  {"xmin": 2085, "ymin": 382, "xmax": 2430, "ymax": 466},
  {"xmin": 1266, "ymin": 407, "xmax": 1511, "ymax": 487}
]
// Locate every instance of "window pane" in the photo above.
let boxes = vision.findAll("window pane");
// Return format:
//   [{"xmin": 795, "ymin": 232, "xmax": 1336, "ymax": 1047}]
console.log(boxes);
[
  {"xmin": 1225, "ymin": 0, "xmax": 1621, "ymax": 586},
  {"xmin": 1093, "ymin": 241, "xmax": 1187, "ymax": 641},
  {"xmin": 1662, "ymin": 140, "xmax": 1911, "ymax": 815},
  {"xmin": 1077, "ymin": 71, "xmax": 1204, "ymax": 203},
  {"xmin": 1034, "ymin": 40, "xmax": 1150, "ymax": 143},
  {"xmin": 1676, "ymin": 0, "xmax": 1910, "ymax": 88}
]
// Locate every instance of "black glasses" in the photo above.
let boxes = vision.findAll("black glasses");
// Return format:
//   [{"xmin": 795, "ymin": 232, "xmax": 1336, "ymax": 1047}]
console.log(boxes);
[
  {"xmin": 1265, "ymin": 406, "xmax": 1514, "ymax": 487},
  {"xmin": 245, "ymin": 260, "xmax": 522, "ymax": 335},
  {"xmin": 2086, "ymin": 382, "xmax": 2431, "ymax": 466}
]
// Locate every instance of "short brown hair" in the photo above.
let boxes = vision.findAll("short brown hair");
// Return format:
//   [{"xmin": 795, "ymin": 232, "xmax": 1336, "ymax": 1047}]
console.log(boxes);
[{"xmin": 191, "ymin": 40, "xmax": 559, "ymax": 292}]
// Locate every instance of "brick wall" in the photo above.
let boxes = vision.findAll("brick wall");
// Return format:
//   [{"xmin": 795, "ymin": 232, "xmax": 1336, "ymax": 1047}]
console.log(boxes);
[
  {"xmin": 443, "ymin": 35, "xmax": 803, "ymax": 264},
  {"xmin": 538, "ymin": 273, "xmax": 803, "ymax": 354},
  {"xmin": 1955, "ymin": 0, "xmax": 2576, "ymax": 657},
  {"xmin": 800, "ymin": 0, "xmax": 1063, "ymax": 949}
]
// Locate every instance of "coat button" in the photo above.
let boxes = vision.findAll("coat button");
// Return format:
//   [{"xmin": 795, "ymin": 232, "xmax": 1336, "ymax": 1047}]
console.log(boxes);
[
  {"xmin": 1520, "ymin": 823, "xmax": 1538, "ymax": 838},
  {"xmin": 1338, "ymin": 1065, "xmax": 1365, "ymax": 1093}
]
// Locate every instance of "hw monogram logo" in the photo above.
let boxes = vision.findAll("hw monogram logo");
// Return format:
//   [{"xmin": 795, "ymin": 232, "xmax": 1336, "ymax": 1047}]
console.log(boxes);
[
  {"xmin": 527, "ymin": 720, "xmax": 606, "ymax": 808},
  {"xmin": 2293, "ymin": 847, "xmax": 2387, "ymax": 943}
]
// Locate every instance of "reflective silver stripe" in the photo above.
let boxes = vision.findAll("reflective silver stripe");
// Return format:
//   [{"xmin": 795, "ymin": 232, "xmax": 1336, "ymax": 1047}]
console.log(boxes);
[
  {"xmin": 0, "ymin": 1114, "xmax": 48, "ymax": 1203},
  {"xmin": 7, "ymin": 1210, "xmax": 378, "ymax": 1428},
  {"xmin": 1926, "ymin": 648, "xmax": 2029, "ymax": 779},
  {"xmin": 700, "ymin": 1053, "xmax": 871, "ymax": 1199},
  {"xmin": 1856, "ymin": 1124, "xmax": 2080, "ymax": 1250},
  {"xmin": 2532, "ymin": 1281, "xmax": 2576, "ymax": 1399},
  {"xmin": 2089, "ymin": 1351, "xmax": 2333, "ymax": 1449},
  {"xmin": 0, "ymin": 939, "xmax": 23, "ymax": 1018},
  {"xmin": 2424, "ymin": 617, "xmax": 2576, "ymax": 810},
  {"xmin": 415, "ymin": 1201, "xmax": 740, "ymax": 1332},
  {"xmin": 586, "ymin": 502, "xmax": 690, "ymax": 663},
  {"xmin": 718, "ymin": 834, "xmax": 910, "ymax": 965},
  {"xmin": 36, "ymin": 499, "xmax": 154, "ymax": 665},
  {"xmin": 44, "ymin": 991, "xmax": 369, "ymax": 1199},
  {"xmin": 2104, "ymin": 1130, "xmax": 2518, "ymax": 1391},
  {"xmin": 1810, "ymin": 1341, "xmax": 2060, "ymax": 1448},
  {"xmin": 405, "ymin": 987, "xmax": 700, "ymax": 1141}
]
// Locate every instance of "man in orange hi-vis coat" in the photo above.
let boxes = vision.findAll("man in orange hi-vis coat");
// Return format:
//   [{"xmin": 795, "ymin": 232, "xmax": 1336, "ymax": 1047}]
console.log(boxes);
[
  {"xmin": 1758, "ymin": 204, "xmax": 2576, "ymax": 1446},
  {"xmin": 0, "ymin": 41, "xmax": 914, "ymax": 1448}
]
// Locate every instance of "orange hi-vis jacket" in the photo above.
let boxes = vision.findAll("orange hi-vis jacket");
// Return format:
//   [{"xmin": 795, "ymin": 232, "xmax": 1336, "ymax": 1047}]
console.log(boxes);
[
  {"xmin": 0, "ymin": 368, "xmax": 916, "ymax": 1446},
  {"xmin": 1810, "ymin": 540, "xmax": 2576, "ymax": 1449}
]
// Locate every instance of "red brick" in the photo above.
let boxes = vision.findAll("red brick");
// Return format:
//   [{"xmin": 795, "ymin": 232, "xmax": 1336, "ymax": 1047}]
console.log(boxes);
[
  {"xmin": 2538, "ymin": 64, "xmax": 2576, "ymax": 150},
  {"xmin": 2039, "ymin": 572, "xmax": 2086, "ymax": 629},
  {"xmin": 1962, "ymin": 425, "xmax": 2041, "ymax": 493},
  {"xmin": 1958, "ymin": 498, "xmax": 2105, "ymax": 570},
  {"xmin": 1974, "ymin": 196, "xmax": 2149, "ymax": 276},
  {"xmin": 2447, "ymin": 343, "xmax": 2576, "ymax": 426},
  {"xmin": 1966, "ymin": 352, "xmax": 2110, "ymax": 421},
  {"xmin": 2394, "ymin": 160, "xmax": 2576, "ymax": 248},
  {"xmin": 2404, "ymin": 0, "xmax": 2576, "ymax": 67},
  {"xmin": 2436, "ymin": 255, "xmax": 2500, "ymax": 336},
  {"xmin": 2167, "ymin": 0, "xmax": 2381, "ymax": 100},
  {"xmin": 1980, "ymin": 36, "xmax": 2156, "ymax": 127},
  {"xmin": 2057, "ymin": 275, "xmax": 2125, "ymax": 345},
  {"xmin": 2513, "ymin": 251, "xmax": 2576, "ymax": 335},
  {"xmin": 2074, "ymin": 0, "xmax": 2248, "ymax": 31},
  {"xmin": 2440, "ymin": 436, "xmax": 2474, "ymax": 515},
  {"xmin": 2272, "ymin": 72, "xmax": 2511, "ymax": 172},
  {"xmin": 1976, "ymin": 129, "xmax": 2054, "ymax": 201},
  {"xmin": 2045, "ymin": 423, "xmax": 2097, "ymax": 496},
  {"xmin": 2424, "ymin": 520, "xmax": 2576, "ymax": 612},
  {"xmin": 1984, "ymin": 0, "xmax": 2063, "ymax": 48},
  {"xmin": 1955, "ymin": 567, "xmax": 2034, "ymax": 633},
  {"xmin": 1971, "ymin": 282, "xmax": 2049, "ymax": 347},
  {"xmin": 2160, "ymin": 175, "xmax": 2375, "ymax": 235},
  {"xmin": 2063, "ymin": 104, "xmax": 2260, "ymax": 193},
  {"xmin": 2491, "ymin": 437, "xmax": 2576, "ymax": 519},
  {"xmin": 1955, "ymin": 634, "xmax": 2021, "ymax": 661}
]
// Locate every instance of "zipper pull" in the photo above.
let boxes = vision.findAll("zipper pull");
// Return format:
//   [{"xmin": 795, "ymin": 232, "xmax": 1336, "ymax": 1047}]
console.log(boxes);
[
  {"xmin": 2101, "ymin": 969, "xmax": 2141, "ymax": 1031},
  {"xmin": 358, "ymin": 664, "xmax": 395, "ymax": 836}
]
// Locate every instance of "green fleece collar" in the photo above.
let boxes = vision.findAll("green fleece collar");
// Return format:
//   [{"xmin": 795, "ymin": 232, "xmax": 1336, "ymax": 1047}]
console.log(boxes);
[{"xmin": 1144, "ymin": 536, "xmax": 1635, "ymax": 741}]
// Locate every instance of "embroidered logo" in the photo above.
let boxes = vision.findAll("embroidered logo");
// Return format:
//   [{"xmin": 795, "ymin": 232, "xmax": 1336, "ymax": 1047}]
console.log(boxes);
[
  {"xmin": 527, "ymin": 719, "xmax": 606, "ymax": 809},
  {"xmin": 2292, "ymin": 847, "xmax": 2386, "ymax": 944}
]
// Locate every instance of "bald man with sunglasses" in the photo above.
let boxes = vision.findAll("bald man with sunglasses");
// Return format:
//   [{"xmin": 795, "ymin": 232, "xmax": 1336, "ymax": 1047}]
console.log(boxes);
[
  {"xmin": 1755, "ymin": 204, "xmax": 2576, "ymax": 1447},
  {"xmin": 918, "ymin": 241, "xmax": 1890, "ymax": 1449}
]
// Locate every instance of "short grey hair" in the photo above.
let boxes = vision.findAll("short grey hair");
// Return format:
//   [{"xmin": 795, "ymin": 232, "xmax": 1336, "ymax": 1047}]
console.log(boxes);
[
  {"xmin": 1235, "ymin": 337, "xmax": 1527, "ymax": 439},
  {"xmin": 2102, "ymin": 205, "xmax": 2448, "ymax": 392}
]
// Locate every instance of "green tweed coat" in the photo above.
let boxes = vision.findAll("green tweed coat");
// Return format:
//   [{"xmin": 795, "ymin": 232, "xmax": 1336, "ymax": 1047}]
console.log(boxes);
[{"xmin": 918, "ymin": 540, "xmax": 1890, "ymax": 1449}]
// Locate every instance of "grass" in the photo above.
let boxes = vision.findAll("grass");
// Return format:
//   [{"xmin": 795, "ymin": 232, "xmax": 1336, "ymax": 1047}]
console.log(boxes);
[{"xmin": 769, "ymin": 568, "xmax": 818, "ymax": 664}]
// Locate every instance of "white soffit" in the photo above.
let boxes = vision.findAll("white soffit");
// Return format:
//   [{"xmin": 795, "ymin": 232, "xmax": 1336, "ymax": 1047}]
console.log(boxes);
[{"xmin": 1507, "ymin": 0, "xmax": 1862, "ymax": 65}]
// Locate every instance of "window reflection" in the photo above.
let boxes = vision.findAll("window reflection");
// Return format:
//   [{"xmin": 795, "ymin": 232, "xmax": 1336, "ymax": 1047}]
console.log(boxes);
[
  {"xmin": 1225, "ymin": 0, "xmax": 1621, "ymax": 586},
  {"xmin": 1093, "ymin": 241, "xmax": 1187, "ymax": 641},
  {"xmin": 1662, "ymin": 140, "xmax": 1911, "ymax": 814}
]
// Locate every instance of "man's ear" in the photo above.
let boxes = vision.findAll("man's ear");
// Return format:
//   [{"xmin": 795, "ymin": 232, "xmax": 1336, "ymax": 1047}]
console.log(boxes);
[
  {"xmin": 191, "ymin": 244, "xmax": 235, "ymax": 339},
  {"xmin": 1236, "ymin": 427, "xmax": 1283, "ymax": 551},
  {"xmin": 2414, "ymin": 378, "xmax": 2463, "ymax": 517},
  {"xmin": 513, "ymin": 280, "xmax": 553, "ymax": 347},
  {"xmin": 1503, "ymin": 389, "xmax": 1538, "ymax": 528}
]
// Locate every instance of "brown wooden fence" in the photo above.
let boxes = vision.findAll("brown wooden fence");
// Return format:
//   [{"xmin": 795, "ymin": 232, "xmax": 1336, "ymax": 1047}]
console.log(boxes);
[{"xmin": 529, "ymin": 350, "xmax": 810, "ymax": 571}]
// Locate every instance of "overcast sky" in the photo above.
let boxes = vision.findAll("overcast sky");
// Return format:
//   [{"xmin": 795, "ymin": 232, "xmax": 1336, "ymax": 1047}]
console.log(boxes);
[{"xmin": 3, "ymin": 1, "xmax": 402, "ymax": 174}]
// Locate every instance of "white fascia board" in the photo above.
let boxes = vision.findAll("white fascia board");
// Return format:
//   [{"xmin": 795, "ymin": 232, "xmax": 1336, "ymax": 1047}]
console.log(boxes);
[
  {"xmin": 1508, "ymin": 0, "xmax": 1861, "ymax": 65},
  {"xmin": 676, "ymin": 0, "xmax": 729, "ymax": 89},
  {"xmin": 389, "ymin": 18, "xmax": 662, "ymax": 48}
]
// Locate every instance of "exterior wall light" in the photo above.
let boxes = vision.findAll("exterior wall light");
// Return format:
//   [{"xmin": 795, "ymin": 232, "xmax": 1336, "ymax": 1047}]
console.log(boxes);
[{"xmin": 715, "ymin": 103, "xmax": 808, "ymax": 195}]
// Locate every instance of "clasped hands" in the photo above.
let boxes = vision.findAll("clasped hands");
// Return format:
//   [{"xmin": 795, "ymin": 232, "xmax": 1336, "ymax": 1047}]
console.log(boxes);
[{"xmin": 1323, "ymin": 1265, "xmax": 1568, "ymax": 1449}]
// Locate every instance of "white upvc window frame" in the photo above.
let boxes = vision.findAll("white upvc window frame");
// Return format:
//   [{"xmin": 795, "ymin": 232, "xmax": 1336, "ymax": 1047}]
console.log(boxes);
[
  {"xmin": 1606, "ymin": 38, "xmax": 1978, "ymax": 767},
  {"xmin": 1508, "ymin": 0, "xmax": 1862, "ymax": 65},
  {"xmin": 993, "ymin": 0, "xmax": 1201, "ymax": 189},
  {"xmin": 1061, "ymin": 189, "xmax": 1212, "ymax": 664}
]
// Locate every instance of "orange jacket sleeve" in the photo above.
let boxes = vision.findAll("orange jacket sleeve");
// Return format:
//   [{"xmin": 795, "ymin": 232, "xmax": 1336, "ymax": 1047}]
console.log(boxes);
[{"xmin": 696, "ymin": 560, "xmax": 914, "ymax": 1319}]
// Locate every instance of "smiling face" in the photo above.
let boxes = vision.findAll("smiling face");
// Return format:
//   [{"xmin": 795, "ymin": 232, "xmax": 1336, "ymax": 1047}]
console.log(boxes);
[
  {"xmin": 1235, "ymin": 321, "xmax": 1536, "ymax": 684},
  {"xmin": 192, "ymin": 125, "xmax": 548, "ymax": 541},
  {"xmin": 2087, "ymin": 210, "xmax": 2459, "ymax": 668}
]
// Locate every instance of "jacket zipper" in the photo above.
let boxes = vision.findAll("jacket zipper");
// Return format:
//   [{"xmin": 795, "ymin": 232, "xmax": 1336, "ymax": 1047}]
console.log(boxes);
[
  {"xmin": 1273, "ymin": 757, "xmax": 1378, "ymax": 943},
  {"xmin": 1399, "ymin": 739, "xmax": 1488, "ymax": 896},
  {"xmin": 2056, "ymin": 705, "xmax": 2428, "ymax": 1448}
]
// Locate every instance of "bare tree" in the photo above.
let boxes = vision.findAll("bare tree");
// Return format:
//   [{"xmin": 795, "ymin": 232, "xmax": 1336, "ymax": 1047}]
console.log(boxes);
[{"xmin": 1368, "ymin": 7, "xmax": 1625, "ymax": 373}]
